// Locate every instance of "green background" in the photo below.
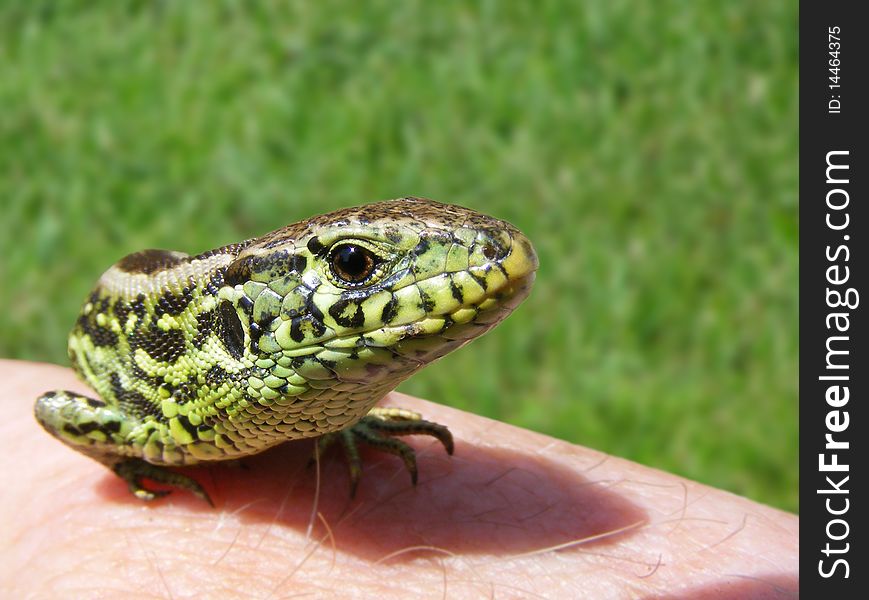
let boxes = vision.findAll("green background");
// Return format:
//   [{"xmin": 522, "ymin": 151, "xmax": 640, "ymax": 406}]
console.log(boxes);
[{"xmin": 0, "ymin": 1, "xmax": 798, "ymax": 511}]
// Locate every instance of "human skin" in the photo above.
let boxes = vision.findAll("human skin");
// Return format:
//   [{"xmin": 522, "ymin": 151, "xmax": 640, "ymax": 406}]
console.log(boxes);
[{"xmin": 0, "ymin": 360, "xmax": 797, "ymax": 598}]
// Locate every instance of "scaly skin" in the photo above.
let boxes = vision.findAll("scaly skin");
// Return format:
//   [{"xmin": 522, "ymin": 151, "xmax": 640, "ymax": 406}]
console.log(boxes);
[{"xmin": 34, "ymin": 197, "xmax": 538, "ymax": 503}]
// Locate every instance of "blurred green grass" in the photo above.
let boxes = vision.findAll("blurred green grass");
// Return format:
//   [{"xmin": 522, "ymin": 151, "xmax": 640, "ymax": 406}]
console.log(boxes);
[{"xmin": 0, "ymin": 1, "xmax": 798, "ymax": 511}]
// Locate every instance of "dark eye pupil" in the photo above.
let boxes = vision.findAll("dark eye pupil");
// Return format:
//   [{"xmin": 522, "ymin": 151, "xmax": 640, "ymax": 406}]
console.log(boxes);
[{"xmin": 331, "ymin": 244, "xmax": 376, "ymax": 283}]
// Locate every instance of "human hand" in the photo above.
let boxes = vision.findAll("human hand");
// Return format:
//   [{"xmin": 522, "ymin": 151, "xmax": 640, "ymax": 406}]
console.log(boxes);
[{"xmin": 0, "ymin": 360, "xmax": 797, "ymax": 598}]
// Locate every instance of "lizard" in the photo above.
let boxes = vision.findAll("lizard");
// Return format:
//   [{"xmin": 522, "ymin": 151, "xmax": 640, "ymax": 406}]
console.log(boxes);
[{"xmin": 34, "ymin": 197, "xmax": 538, "ymax": 504}]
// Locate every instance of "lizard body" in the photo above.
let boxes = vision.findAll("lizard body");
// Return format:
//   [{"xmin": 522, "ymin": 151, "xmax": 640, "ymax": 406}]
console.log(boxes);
[{"xmin": 34, "ymin": 197, "xmax": 537, "ymax": 502}]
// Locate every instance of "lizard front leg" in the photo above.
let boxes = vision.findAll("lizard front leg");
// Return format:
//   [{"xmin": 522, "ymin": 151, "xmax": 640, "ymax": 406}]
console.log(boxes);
[{"xmin": 35, "ymin": 390, "xmax": 210, "ymax": 504}]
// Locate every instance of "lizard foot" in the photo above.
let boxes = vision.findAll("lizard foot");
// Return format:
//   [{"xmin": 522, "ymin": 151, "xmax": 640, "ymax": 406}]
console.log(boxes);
[
  {"xmin": 315, "ymin": 407, "xmax": 454, "ymax": 497},
  {"xmin": 113, "ymin": 458, "xmax": 213, "ymax": 506}
]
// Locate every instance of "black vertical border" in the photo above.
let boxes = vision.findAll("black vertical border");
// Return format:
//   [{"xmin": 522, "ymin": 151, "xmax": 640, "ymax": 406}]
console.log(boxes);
[{"xmin": 800, "ymin": 1, "xmax": 867, "ymax": 594}]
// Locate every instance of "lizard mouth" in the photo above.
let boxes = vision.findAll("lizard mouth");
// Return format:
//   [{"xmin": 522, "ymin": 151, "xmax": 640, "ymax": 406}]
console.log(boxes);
[
  {"xmin": 445, "ymin": 270, "xmax": 535, "ymax": 327},
  {"xmin": 247, "ymin": 267, "xmax": 536, "ymax": 400},
  {"xmin": 358, "ymin": 265, "xmax": 537, "ymax": 353}
]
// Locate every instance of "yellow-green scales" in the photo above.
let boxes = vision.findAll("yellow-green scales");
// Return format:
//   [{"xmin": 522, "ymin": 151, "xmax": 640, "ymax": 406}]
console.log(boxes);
[{"xmin": 34, "ymin": 198, "xmax": 537, "ymax": 502}]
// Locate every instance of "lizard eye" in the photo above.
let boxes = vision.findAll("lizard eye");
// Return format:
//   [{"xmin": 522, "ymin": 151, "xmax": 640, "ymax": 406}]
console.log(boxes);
[{"xmin": 329, "ymin": 243, "xmax": 381, "ymax": 285}]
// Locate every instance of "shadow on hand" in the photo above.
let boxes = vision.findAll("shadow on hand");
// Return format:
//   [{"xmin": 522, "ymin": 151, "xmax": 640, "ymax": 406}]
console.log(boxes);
[{"xmin": 98, "ymin": 438, "xmax": 647, "ymax": 561}]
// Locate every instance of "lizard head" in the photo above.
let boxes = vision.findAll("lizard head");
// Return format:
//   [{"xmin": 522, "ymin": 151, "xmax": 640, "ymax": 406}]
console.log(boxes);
[{"xmin": 217, "ymin": 197, "xmax": 537, "ymax": 417}]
